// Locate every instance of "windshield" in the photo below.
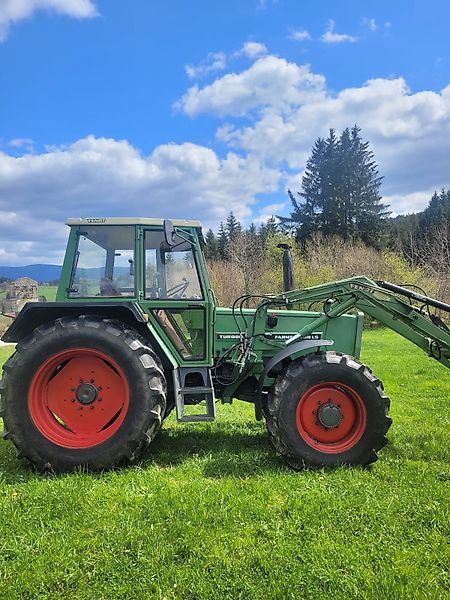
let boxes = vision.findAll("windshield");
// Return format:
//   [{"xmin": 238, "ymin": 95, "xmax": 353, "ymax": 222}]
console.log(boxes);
[
  {"xmin": 69, "ymin": 226, "xmax": 135, "ymax": 298},
  {"xmin": 145, "ymin": 230, "xmax": 203, "ymax": 300}
]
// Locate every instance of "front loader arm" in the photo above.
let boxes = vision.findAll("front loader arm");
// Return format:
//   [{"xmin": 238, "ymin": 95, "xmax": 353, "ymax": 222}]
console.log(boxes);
[{"xmin": 254, "ymin": 276, "xmax": 450, "ymax": 370}]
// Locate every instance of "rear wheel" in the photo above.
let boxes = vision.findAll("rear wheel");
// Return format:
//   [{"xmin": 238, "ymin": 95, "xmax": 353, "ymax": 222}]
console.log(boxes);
[
  {"xmin": 265, "ymin": 352, "xmax": 391, "ymax": 469},
  {"xmin": 0, "ymin": 316, "xmax": 166, "ymax": 471}
]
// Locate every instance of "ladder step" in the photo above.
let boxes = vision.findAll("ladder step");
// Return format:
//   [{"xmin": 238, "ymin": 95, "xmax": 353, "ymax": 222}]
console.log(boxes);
[
  {"xmin": 180, "ymin": 386, "xmax": 214, "ymax": 394},
  {"xmin": 173, "ymin": 366, "xmax": 216, "ymax": 423},
  {"xmin": 177, "ymin": 415, "xmax": 215, "ymax": 423}
]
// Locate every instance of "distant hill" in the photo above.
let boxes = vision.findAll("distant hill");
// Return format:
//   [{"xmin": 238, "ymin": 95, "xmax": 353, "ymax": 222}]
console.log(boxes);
[{"xmin": 0, "ymin": 264, "xmax": 62, "ymax": 283}]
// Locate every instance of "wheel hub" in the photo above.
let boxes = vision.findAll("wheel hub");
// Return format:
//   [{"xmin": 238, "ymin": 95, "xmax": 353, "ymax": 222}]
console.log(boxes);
[
  {"xmin": 317, "ymin": 402, "xmax": 342, "ymax": 429},
  {"xmin": 75, "ymin": 382, "xmax": 98, "ymax": 405}
]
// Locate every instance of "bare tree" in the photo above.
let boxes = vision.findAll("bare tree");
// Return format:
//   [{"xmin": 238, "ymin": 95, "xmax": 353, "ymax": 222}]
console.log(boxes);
[
  {"xmin": 417, "ymin": 223, "xmax": 450, "ymax": 305},
  {"xmin": 227, "ymin": 232, "xmax": 266, "ymax": 299}
]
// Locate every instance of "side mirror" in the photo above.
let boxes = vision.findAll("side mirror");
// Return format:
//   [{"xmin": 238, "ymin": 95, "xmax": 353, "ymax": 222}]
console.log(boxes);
[
  {"xmin": 162, "ymin": 219, "xmax": 193, "ymax": 251},
  {"xmin": 163, "ymin": 220, "xmax": 176, "ymax": 246}
]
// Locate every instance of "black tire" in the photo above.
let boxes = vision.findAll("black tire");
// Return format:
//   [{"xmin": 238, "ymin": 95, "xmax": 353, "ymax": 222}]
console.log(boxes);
[
  {"xmin": 0, "ymin": 316, "xmax": 166, "ymax": 472},
  {"xmin": 265, "ymin": 352, "xmax": 391, "ymax": 469}
]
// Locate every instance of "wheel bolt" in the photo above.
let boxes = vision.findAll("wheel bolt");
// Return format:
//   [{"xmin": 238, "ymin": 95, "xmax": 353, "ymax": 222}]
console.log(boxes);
[
  {"xmin": 98, "ymin": 386, "xmax": 102, "ymax": 391},
  {"xmin": 98, "ymin": 398, "xmax": 102, "ymax": 402},
  {"xmin": 79, "ymin": 379, "xmax": 84, "ymax": 384},
  {"xmin": 90, "ymin": 405, "xmax": 94, "ymax": 410},
  {"xmin": 71, "ymin": 399, "xmax": 75, "ymax": 403}
]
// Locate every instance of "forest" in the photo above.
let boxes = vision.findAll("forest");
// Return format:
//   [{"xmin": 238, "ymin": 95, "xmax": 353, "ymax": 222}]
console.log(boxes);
[{"xmin": 204, "ymin": 128, "xmax": 450, "ymax": 309}]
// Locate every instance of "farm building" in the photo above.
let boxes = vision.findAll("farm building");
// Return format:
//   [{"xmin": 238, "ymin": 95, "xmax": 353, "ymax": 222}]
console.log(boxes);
[
  {"xmin": 9, "ymin": 277, "xmax": 38, "ymax": 299},
  {"xmin": 1, "ymin": 277, "xmax": 39, "ymax": 317}
]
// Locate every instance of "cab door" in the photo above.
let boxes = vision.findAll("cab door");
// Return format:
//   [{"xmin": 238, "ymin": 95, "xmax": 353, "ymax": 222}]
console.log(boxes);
[{"xmin": 138, "ymin": 226, "xmax": 214, "ymax": 367}]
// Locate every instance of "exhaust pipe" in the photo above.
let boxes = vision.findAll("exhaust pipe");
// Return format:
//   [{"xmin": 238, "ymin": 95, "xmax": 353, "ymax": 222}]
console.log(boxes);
[{"xmin": 277, "ymin": 243, "xmax": 294, "ymax": 292}]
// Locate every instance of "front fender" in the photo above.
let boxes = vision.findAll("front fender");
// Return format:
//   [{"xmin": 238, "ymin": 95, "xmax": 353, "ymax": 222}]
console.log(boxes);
[{"xmin": 255, "ymin": 339, "xmax": 334, "ymax": 420}]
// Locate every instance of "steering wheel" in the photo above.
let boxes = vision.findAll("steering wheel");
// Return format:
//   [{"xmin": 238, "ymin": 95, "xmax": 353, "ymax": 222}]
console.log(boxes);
[{"xmin": 166, "ymin": 278, "xmax": 190, "ymax": 298}]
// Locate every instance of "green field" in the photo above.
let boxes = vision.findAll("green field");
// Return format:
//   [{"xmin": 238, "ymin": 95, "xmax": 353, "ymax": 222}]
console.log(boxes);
[
  {"xmin": 37, "ymin": 285, "xmax": 58, "ymax": 301},
  {"xmin": 0, "ymin": 329, "xmax": 449, "ymax": 599},
  {"xmin": 0, "ymin": 285, "xmax": 58, "ymax": 301}
]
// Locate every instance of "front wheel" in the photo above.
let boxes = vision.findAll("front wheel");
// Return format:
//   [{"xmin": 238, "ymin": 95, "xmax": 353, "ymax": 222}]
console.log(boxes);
[
  {"xmin": 265, "ymin": 352, "xmax": 392, "ymax": 469},
  {"xmin": 0, "ymin": 316, "xmax": 167, "ymax": 472}
]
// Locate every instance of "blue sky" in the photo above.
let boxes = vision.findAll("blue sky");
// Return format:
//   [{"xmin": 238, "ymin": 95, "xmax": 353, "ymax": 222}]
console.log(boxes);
[{"xmin": 0, "ymin": 0, "xmax": 449, "ymax": 265}]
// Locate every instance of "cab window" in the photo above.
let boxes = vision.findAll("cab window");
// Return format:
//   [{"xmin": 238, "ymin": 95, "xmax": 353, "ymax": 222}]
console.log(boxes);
[
  {"xmin": 144, "ymin": 230, "xmax": 203, "ymax": 300},
  {"xmin": 69, "ymin": 226, "xmax": 135, "ymax": 298}
]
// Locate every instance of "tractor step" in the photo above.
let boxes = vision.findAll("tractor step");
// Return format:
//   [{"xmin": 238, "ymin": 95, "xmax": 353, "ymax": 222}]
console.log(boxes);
[{"xmin": 173, "ymin": 367, "xmax": 216, "ymax": 423}]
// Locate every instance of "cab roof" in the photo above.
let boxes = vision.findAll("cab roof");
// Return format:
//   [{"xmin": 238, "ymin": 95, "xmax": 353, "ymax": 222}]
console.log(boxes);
[{"xmin": 66, "ymin": 217, "xmax": 202, "ymax": 228}]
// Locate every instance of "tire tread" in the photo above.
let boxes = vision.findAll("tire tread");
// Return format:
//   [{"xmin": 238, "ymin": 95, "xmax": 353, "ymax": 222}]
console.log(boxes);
[
  {"xmin": 0, "ymin": 316, "xmax": 167, "ymax": 472},
  {"xmin": 265, "ymin": 351, "xmax": 391, "ymax": 469}
]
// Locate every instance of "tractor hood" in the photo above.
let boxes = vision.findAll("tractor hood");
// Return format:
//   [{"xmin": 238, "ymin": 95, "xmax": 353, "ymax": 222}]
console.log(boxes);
[{"xmin": 214, "ymin": 306, "xmax": 363, "ymax": 359}]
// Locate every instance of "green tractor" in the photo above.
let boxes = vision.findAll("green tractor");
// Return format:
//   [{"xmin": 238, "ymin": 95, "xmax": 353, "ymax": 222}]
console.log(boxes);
[{"xmin": 1, "ymin": 218, "xmax": 449, "ymax": 472}]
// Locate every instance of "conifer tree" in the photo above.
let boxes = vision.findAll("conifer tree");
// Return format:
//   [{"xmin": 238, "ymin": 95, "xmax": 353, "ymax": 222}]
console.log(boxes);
[
  {"xmin": 218, "ymin": 222, "xmax": 228, "ymax": 259},
  {"xmin": 225, "ymin": 212, "xmax": 242, "ymax": 241},
  {"xmin": 280, "ymin": 126, "xmax": 389, "ymax": 248},
  {"xmin": 259, "ymin": 216, "xmax": 278, "ymax": 243},
  {"xmin": 204, "ymin": 228, "xmax": 219, "ymax": 260}
]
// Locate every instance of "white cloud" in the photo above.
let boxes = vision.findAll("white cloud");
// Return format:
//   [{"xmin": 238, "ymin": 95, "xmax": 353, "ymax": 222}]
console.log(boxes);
[
  {"xmin": 176, "ymin": 55, "xmax": 325, "ymax": 117},
  {"xmin": 176, "ymin": 55, "xmax": 450, "ymax": 206},
  {"xmin": 321, "ymin": 19, "xmax": 357, "ymax": 44},
  {"xmin": 256, "ymin": 0, "xmax": 279, "ymax": 10},
  {"xmin": 253, "ymin": 201, "xmax": 288, "ymax": 225},
  {"xmin": 383, "ymin": 189, "xmax": 439, "ymax": 217},
  {"xmin": 3, "ymin": 52, "xmax": 450, "ymax": 264},
  {"xmin": 289, "ymin": 29, "xmax": 311, "ymax": 42},
  {"xmin": 8, "ymin": 138, "xmax": 35, "ymax": 153},
  {"xmin": 186, "ymin": 43, "xmax": 267, "ymax": 79},
  {"xmin": 0, "ymin": 0, "xmax": 97, "ymax": 42},
  {"xmin": 362, "ymin": 17, "xmax": 377, "ymax": 32},
  {"xmin": 185, "ymin": 52, "xmax": 227, "ymax": 79},
  {"xmin": 236, "ymin": 41, "xmax": 267, "ymax": 59},
  {"xmin": 0, "ymin": 136, "xmax": 280, "ymax": 264}
]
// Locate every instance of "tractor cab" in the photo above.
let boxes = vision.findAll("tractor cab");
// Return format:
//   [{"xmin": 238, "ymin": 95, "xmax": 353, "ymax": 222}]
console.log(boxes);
[{"xmin": 58, "ymin": 218, "xmax": 215, "ymax": 371}]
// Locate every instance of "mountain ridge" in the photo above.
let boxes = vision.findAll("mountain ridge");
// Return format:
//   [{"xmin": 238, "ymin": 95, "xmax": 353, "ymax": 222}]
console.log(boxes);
[{"xmin": 0, "ymin": 264, "xmax": 62, "ymax": 283}]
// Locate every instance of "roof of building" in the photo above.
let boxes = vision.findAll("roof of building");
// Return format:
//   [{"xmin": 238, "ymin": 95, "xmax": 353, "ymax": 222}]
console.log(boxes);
[{"xmin": 11, "ymin": 277, "xmax": 38, "ymax": 286}]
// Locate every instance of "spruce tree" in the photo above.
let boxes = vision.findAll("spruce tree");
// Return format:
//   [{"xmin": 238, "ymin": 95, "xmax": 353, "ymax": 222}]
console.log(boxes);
[
  {"xmin": 280, "ymin": 126, "xmax": 389, "ymax": 248},
  {"xmin": 204, "ymin": 228, "xmax": 219, "ymax": 260},
  {"xmin": 225, "ymin": 212, "xmax": 242, "ymax": 241},
  {"xmin": 347, "ymin": 126, "xmax": 388, "ymax": 246},
  {"xmin": 278, "ymin": 136, "xmax": 329, "ymax": 242},
  {"xmin": 218, "ymin": 222, "xmax": 228, "ymax": 259}
]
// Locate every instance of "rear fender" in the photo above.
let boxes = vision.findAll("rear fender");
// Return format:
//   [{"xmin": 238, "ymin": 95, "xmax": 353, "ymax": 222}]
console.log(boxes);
[{"xmin": 2, "ymin": 301, "xmax": 149, "ymax": 343}]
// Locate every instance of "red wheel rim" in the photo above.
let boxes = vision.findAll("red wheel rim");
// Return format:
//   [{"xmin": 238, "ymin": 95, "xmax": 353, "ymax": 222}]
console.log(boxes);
[
  {"xmin": 295, "ymin": 382, "xmax": 367, "ymax": 453},
  {"xmin": 28, "ymin": 348, "xmax": 129, "ymax": 449}
]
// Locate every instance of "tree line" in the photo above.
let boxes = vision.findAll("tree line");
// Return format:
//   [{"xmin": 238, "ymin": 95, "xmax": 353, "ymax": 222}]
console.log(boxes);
[
  {"xmin": 204, "ymin": 125, "xmax": 449, "ymax": 307},
  {"xmin": 204, "ymin": 213, "xmax": 278, "ymax": 260},
  {"xmin": 205, "ymin": 125, "xmax": 449, "ymax": 261}
]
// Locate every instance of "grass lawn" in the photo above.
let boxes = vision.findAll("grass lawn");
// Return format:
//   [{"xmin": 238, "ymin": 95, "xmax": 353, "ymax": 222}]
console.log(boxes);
[
  {"xmin": 0, "ymin": 329, "xmax": 449, "ymax": 599},
  {"xmin": 38, "ymin": 285, "xmax": 58, "ymax": 301}
]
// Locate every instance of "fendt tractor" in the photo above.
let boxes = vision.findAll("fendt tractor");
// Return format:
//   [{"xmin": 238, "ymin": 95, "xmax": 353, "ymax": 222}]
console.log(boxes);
[{"xmin": 1, "ymin": 218, "xmax": 450, "ymax": 472}]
